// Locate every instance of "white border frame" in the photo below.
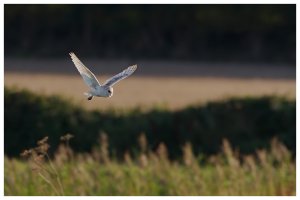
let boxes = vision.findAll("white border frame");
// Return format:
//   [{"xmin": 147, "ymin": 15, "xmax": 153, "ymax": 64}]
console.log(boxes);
[{"xmin": 1, "ymin": 1, "xmax": 298, "ymax": 199}]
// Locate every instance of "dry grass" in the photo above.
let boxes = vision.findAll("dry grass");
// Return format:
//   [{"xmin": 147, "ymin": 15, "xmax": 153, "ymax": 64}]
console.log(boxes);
[
  {"xmin": 4, "ymin": 73, "xmax": 295, "ymax": 110},
  {"xmin": 4, "ymin": 134, "xmax": 296, "ymax": 196}
]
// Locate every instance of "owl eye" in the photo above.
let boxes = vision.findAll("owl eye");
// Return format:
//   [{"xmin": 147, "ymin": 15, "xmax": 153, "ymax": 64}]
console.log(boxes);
[{"xmin": 108, "ymin": 90, "xmax": 111, "ymax": 94}]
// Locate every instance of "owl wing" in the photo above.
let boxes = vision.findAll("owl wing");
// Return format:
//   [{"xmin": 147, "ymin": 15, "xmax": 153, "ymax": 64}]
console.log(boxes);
[
  {"xmin": 103, "ymin": 64, "xmax": 137, "ymax": 87},
  {"xmin": 69, "ymin": 52, "xmax": 101, "ymax": 89}
]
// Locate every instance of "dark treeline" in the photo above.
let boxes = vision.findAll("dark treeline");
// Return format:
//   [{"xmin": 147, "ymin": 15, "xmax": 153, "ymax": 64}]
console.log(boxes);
[
  {"xmin": 5, "ymin": 4, "xmax": 295, "ymax": 63},
  {"xmin": 5, "ymin": 87, "xmax": 295, "ymax": 159}
]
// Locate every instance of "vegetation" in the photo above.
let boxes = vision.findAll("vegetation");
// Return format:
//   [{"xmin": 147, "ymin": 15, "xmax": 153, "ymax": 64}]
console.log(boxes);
[
  {"xmin": 5, "ymin": 86, "xmax": 295, "ymax": 158},
  {"xmin": 5, "ymin": 5, "xmax": 295, "ymax": 63},
  {"xmin": 4, "ymin": 85, "xmax": 295, "ymax": 195},
  {"xmin": 4, "ymin": 135, "xmax": 295, "ymax": 195}
]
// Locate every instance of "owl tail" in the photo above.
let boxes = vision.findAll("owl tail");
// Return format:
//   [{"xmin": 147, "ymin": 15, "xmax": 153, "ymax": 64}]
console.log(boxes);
[{"xmin": 84, "ymin": 92, "xmax": 93, "ymax": 100}]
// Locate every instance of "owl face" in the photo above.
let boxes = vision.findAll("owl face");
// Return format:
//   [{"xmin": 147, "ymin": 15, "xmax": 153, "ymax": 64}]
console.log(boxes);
[{"xmin": 106, "ymin": 87, "xmax": 113, "ymax": 97}]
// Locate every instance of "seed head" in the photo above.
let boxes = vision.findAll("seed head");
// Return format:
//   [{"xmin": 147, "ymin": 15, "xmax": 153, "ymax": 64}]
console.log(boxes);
[
  {"xmin": 20, "ymin": 149, "xmax": 32, "ymax": 158},
  {"xmin": 37, "ymin": 137, "xmax": 49, "ymax": 146},
  {"xmin": 60, "ymin": 133, "xmax": 74, "ymax": 142},
  {"xmin": 35, "ymin": 143, "xmax": 50, "ymax": 154}
]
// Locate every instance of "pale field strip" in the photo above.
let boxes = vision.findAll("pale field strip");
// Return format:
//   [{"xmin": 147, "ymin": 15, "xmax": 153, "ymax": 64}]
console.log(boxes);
[{"xmin": 4, "ymin": 73, "xmax": 295, "ymax": 111}]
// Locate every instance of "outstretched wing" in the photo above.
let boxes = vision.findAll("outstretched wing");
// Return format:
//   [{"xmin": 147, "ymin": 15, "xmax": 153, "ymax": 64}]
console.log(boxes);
[
  {"xmin": 103, "ymin": 65, "xmax": 137, "ymax": 87},
  {"xmin": 69, "ymin": 52, "xmax": 101, "ymax": 89}
]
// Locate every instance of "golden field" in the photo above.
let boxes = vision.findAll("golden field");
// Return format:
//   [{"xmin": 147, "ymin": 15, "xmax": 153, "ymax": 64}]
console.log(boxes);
[{"xmin": 4, "ymin": 73, "xmax": 295, "ymax": 110}]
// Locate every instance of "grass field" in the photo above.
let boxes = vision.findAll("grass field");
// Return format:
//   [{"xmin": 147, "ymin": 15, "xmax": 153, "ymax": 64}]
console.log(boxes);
[
  {"xmin": 5, "ymin": 59, "xmax": 295, "ymax": 110},
  {"xmin": 4, "ymin": 73, "xmax": 295, "ymax": 110},
  {"xmin": 4, "ymin": 136, "xmax": 295, "ymax": 196}
]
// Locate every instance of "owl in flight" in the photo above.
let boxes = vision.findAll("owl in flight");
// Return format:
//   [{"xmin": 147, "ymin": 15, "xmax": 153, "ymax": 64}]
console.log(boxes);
[{"xmin": 69, "ymin": 52, "xmax": 137, "ymax": 100}]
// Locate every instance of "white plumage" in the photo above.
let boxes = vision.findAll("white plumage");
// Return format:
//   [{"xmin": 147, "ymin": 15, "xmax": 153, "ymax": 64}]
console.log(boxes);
[{"xmin": 69, "ymin": 52, "xmax": 137, "ymax": 100}]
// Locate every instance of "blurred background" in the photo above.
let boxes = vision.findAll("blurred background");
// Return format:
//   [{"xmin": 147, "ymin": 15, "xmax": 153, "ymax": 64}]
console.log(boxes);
[
  {"xmin": 4, "ymin": 4, "xmax": 296, "ymax": 62},
  {"xmin": 4, "ymin": 4, "xmax": 296, "ymax": 108},
  {"xmin": 4, "ymin": 4, "xmax": 296, "ymax": 195}
]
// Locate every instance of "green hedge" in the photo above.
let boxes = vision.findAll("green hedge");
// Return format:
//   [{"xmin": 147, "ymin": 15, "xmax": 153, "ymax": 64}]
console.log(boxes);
[{"xmin": 5, "ymin": 87, "xmax": 295, "ymax": 158}]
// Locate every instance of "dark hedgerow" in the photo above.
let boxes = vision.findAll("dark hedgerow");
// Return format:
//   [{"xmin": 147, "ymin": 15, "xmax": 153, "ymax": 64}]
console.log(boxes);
[{"xmin": 4, "ymin": 86, "xmax": 295, "ymax": 159}]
